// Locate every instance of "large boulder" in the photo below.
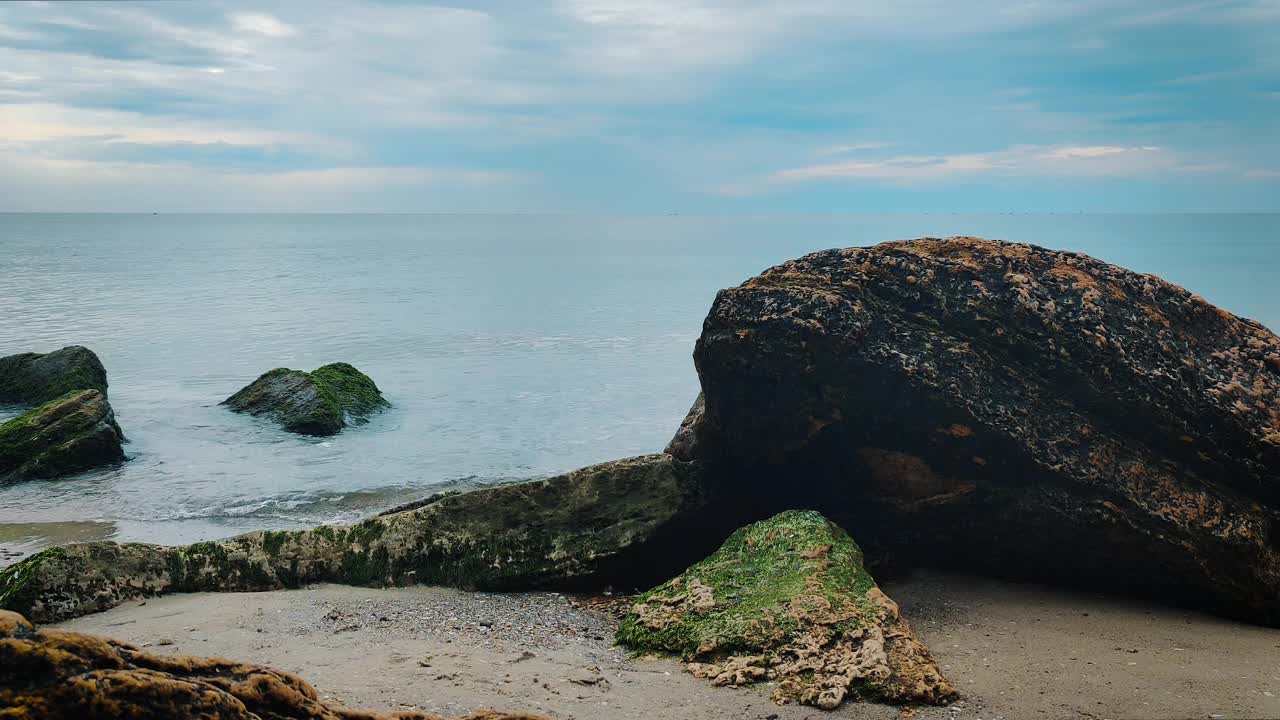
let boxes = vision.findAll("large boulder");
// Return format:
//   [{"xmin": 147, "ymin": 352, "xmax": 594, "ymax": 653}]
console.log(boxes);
[
  {"xmin": 0, "ymin": 345, "xmax": 109, "ymax": 405},
  {"xmin": 0, "ymin": 609, "xmax": 542, "ymax": 719},
  {"xmin": 223, "ymin": 363, "xmax": 390, "ymax": 436},
  {"xmin": 673, "ymin": 237, "xmax": 1280, "ymax": 626},
  {"xmin": 1, "ymin": 455, "xmax": 731, "ymax": 623},
  {"xmin": 0, "ymin": 390, "xmax": 125, "ymax": 482},
  {"xmin": 617, "ymin": 510, "xmax": 956, "ymax": 709}
]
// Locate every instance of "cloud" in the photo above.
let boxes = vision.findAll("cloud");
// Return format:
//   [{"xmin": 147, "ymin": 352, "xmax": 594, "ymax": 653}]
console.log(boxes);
[
  {"xmin": 0, "ymin": 0, "xmax": 1275, "ymax": 210},
  {"xmin": 0, "ymin": 150, "xmax": 517, "ymax": 212},
  {"xmin": 551, "ymin": 0, "xmax": 1127, "ymax": 79},
  {"xmin": 815, "ymin": 142, "xmax": 891, "ymax": 156},
  {"xmin": 0, "ymin": 103, "xmax": 325, "ymax": 148},
  {"xmin": 231, "ymin": 13, "xmax": 295, "ymax": 38},
  {"xmin": 1046, "ymin": 146, "xmax": 1142, "ymax": 159},
  {"xmin": 242, "ymin": 166, "xmax": 512, "ymax": 189},
  {"xmin": 768, "ymin": 145, "xmax": 1201, "ymax": 185}
]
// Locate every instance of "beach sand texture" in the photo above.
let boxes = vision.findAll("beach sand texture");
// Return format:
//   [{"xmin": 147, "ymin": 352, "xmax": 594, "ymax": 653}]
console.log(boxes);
[{"xmin": 55, "ymin": 570, "xmax": 1280, "ymax": 720}]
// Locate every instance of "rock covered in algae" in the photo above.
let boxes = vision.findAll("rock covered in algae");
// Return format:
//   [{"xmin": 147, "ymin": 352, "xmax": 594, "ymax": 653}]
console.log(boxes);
[
  {"xmin": 222, "ymin": 362, "xmax": 390, "ymax": 436},
  {"xmin": 673, "ymin": 236, "xmax": 1280, "ymax": 626},
  {"xmin": 0, "ymin": 345, "xmax": 109, "ymax": 405},
  {"xmin": 0, "ymin": 389, "xmax": 125, "ymax": 482},
  {"xmin": 1, "ymin": 454, "xmax": 719, "ymax": 623},
  {"xmin": 616, "ymin": 510, "xmax": 956, "ymax": 709},
  {"xmin": 0, "ymin": 609, "xmax": 545, "ymax": 720}
]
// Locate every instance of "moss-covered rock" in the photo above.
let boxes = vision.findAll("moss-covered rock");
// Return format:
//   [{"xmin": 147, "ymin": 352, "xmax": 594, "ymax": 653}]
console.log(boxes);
[
  {"xmin": 617, "ymin": 510, "xmax": 956, "ymax": 710},
  {"xmin": 0, "ymin": 345, "xmax": 109, "ymax": 405},
  {"xmin": 2, "ymin": 455, "xmax": 723, "ymax": 623},
  {"xmin": 0, "ymin": 389, "xmax": 125, "ymax": 482},
  {"xmin": 0, "ymin": 609, "xmax": 544, "ymax": 719},
  {"xmin": 222, "ymin": 362, "xmax": 389, "ymax": 436}
]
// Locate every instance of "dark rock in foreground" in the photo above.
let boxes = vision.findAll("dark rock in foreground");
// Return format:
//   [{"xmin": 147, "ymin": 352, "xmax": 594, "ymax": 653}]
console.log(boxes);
[
  {"xmin": 0, "ymin": 609, "xmax": 544, "ymax": 719},
  {"xmin": 1, "ymin": 455, "xmax": 725, "ymax": 622},
  {"xmin": 222, "ymin": 362, "xmax": 389, "ymax": 436},
  {"xmin": 0, "ymin": 345, "xmax": 109, "ymax": 405},
  {"xmin": 618, "ymin": 510, "xmax": 956, "ymax": 709},
  {"xmin": 673, "ymin": 236, "xmax": 1280, "ymax": 626},
  {"xmin": 0, "ymin": 390, "xmax": 125, "ymax": 482}
]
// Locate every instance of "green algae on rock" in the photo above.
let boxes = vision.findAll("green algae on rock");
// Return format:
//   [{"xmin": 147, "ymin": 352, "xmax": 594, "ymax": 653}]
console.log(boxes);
[
  {"xmin": 0, "ymin": 609, "xmax": 545, "ymax": 720},
  {"xmin": 0, "ymin": 389, "xmax": 126, "ymax": 482},
  {"xmin": 0, "ymin": 347, "xmax": 124, "ymax": 482},
  {"xmin": 1, "ymin": 454, "xmax": 718, "ymax": 623},
  {"xmin": 222, "ymin": 362, "xmax": 389, "ymax": 436},
  {"xmin": 616, "ymin": 510, "xmax": 956, "ymax": 710},
  {"xmin": 0, "ymin": 345, "xmax": 109, "ymax": 405}
]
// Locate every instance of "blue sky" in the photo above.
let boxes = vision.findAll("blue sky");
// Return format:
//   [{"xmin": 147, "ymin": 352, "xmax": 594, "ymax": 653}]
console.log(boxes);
[{"xmin": 0, "ymin": 0, "xmax": 1277, "ymax": 212}]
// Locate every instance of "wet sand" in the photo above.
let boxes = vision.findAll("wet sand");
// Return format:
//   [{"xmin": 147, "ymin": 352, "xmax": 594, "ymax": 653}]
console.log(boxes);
[{"xmin": 56, "ymin": 570, "xmax": 1280, "ymax": 720}]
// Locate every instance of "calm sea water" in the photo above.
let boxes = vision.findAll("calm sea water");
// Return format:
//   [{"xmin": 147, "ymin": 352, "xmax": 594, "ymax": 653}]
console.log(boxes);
[{"xmin": 1, "ymin": 213, "xmax": 1277, "ymax": 557}]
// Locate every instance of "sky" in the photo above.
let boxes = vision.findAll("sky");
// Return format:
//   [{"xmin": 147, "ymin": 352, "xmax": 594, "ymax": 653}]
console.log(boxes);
[{"xmin": 0, "ymin": 0, "xmax": 1277, "ymax": 212}]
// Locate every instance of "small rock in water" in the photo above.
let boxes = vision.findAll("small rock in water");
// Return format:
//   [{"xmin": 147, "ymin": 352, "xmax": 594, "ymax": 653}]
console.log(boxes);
[{"xmin": 221, "ymin": 362, "xmax": 389, "ymax": 436}]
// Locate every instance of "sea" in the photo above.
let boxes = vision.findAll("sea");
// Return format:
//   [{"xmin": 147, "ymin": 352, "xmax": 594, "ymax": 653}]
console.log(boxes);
[{"xmin": 1, "ymin": 213, "xmax": 1276, "ymax": 559}]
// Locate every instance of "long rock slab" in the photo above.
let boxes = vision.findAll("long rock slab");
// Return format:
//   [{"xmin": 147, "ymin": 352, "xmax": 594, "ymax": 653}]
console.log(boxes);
[{"xmin": 2, "ymin": 455, "xmax": 720, "ymax": 623}]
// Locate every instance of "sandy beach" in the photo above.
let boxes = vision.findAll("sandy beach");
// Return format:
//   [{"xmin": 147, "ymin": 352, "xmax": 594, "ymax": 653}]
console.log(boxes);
[{"xmin": 54, "ymin": 570, "xmax": 1280, "ymax": 720}]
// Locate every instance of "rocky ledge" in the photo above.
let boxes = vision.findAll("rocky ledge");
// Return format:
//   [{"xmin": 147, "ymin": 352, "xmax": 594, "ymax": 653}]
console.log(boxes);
[
  {"xmin": 223, "ymin": 362, "xmax": 390, "ymax": 436},
  {"xmin": 1, "ymin": 455, "xmax": 727, "ymax": 623},
  {"xmin": 0, "ymin": 389, "xmax": 125, "ymax": 482},
  {"xmin": 618, "ymin": 510, "xmax": 956, "ymax": 710},
  {"xmin": 672, "ymin": 236, "xmax": 1280, "ymax": 626},
  {"xmin": 0, "ymin": 609, "xmax": 544, "ymax": 719},
  {"xmin": 0, "ymin": 345, "xmax": 109, "ymax": 405}
]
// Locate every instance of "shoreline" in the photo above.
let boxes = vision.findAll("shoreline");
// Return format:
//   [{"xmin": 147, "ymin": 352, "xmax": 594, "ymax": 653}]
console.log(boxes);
[{"xmin": 54, "ymin": 570, "xmax": 1280, "ymax": 719}]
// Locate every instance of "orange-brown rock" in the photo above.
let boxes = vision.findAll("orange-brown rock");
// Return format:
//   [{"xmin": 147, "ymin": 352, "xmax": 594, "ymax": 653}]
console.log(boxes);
[
  {"xmin": 0, "ymin": 610, "xmax": 545, "ymax": 720},
  {"xmin": 671, "ymin": 236, "xmax": 1280, "ymax": 626}
]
